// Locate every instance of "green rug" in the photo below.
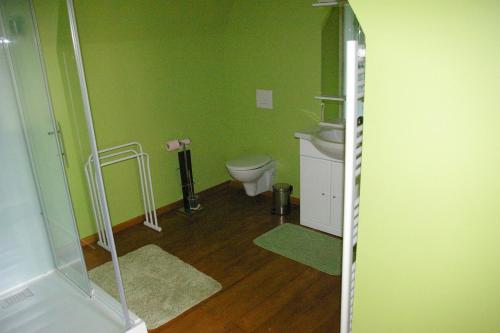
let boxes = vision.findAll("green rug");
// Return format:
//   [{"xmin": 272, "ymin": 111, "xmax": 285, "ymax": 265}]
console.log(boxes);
[
  {"xmin": 254, "ymin": 223, "xmax": 342, "ymax": 275},
  {"xmin": 89, "ymin": 244, "xmax": 221, "ymax": 329}
]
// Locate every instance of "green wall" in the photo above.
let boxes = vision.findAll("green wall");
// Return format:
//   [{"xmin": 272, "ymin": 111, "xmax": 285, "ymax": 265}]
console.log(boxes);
[
  {"xmin": 349, "ymin": 1, "xmax": 500, "ymax": 332},
  {"xmin": 321, "ymin": 7, "xmax": 342, "ymax": 123},
  {"xmin": 221, "ymin": 1, "xmax": 331, "ymax": 191},
  {"xmin": 35, "ymin": 1, "xmax": 335, "ymax": 238},
  {"xmin": 71, "ymin": 0, "xmax": 233, "ymax": 237}
]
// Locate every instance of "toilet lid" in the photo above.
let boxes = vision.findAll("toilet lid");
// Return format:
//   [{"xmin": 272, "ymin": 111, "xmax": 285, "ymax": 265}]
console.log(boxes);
[{"xmin": 226, "ymin": 154, "xmax": 272, "ymax": 171}]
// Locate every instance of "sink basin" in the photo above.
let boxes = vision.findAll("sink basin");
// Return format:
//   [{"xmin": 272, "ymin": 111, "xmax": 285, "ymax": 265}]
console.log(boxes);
[
  {"xmin": 312, "ymin": 127, "xmax": 344, "ymax": 160},
  {"xmin": 316, "ymin": 127, "xmax": 344, "ymax": 143},
  {"xmin": 295, "ymin": 123, "xmax": 345, "ymax": 160}
]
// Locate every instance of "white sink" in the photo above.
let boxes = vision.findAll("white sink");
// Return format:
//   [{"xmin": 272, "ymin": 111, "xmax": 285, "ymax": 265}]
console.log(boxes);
[
  {"xmin": 295, "ymin": 123, "xmax": 345, "ymax": 160},
  {"xmin": 316, "ymin": 127, "xmax": 344, "ymax": 142}
]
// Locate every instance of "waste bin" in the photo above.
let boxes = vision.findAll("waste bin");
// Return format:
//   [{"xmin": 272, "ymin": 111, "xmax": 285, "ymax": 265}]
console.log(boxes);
[{"xmin": 271, "ymin": 183, "xmax": 293, "ymax": 215}]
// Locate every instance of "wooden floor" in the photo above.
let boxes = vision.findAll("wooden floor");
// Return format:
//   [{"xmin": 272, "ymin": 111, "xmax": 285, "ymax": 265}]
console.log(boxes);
[{"xmin": 83, "ymin": 185, "xmax": 341, "ymax": 333}]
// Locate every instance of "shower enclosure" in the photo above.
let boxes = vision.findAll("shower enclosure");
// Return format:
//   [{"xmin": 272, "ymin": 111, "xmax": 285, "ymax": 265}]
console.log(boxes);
[{"xmin": 0, "ymin": 0, "xmax": 146, "ymax": 332}]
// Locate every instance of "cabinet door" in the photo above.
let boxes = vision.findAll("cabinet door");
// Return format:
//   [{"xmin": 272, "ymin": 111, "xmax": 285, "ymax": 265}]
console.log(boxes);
[
  {"xmin": 300, "ymin": 156, "xmax": 332, "ymax": 231},
  {"xmin": 330, "ymin": 161, "xmax": 345, "ymax": 237}
]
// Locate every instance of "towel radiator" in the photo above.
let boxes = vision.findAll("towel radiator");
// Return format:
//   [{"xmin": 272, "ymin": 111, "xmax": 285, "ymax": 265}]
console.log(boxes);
[{"xmin": 340, "ymin": 40, "xmax": 366, "ymax": 333}]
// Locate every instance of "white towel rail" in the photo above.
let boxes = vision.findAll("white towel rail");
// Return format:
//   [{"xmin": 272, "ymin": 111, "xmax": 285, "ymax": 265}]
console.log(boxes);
[
  {"xmin": 85, "ymin": 142, "xmax": 161, "ymax": 251},
  {"xmin": 340, "ymin": 40, "xmax": 366, "ymax": 333}
]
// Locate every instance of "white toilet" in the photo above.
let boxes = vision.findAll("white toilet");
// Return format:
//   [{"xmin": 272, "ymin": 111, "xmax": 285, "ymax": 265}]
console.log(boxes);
[{"xmin": 226, "ymin": 154, "xmax": 275, "ymax": 196}]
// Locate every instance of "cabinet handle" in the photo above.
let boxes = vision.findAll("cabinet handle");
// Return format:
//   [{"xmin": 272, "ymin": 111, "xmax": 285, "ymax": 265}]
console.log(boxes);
[
  {"xmin": 321, "ymin": 193, "xmax": 325, "ymax": 196},
  {"xmin": 333, "ymin": 195, "xmax": 336, "ymax": 198}
]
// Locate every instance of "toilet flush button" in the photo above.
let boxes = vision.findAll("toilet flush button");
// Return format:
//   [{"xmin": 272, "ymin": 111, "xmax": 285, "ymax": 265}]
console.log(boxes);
[{"xmin": 256, "ymin": 89, "xmax": 273, "ymax": 110}]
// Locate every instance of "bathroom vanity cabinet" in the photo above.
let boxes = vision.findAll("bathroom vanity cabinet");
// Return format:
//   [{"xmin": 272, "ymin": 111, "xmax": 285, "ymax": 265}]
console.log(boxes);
[{"xmin": 299, "ymin": 139, "xmax": 344, "ymax": 236}]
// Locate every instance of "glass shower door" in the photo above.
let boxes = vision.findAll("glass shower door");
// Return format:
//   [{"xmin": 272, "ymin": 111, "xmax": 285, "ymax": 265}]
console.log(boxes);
[{"xmin": 0, "ymin": 0, "xmax": 91, "ymax": 295}]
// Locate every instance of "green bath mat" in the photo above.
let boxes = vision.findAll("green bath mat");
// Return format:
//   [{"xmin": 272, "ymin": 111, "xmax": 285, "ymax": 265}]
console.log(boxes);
[
  {"xmin": 89, "ymin": 244, "xmax": 221, "ymax": 329},
  {"xmin": 254, "ymin": 223, "xmax": 342, "ymax": 275}
]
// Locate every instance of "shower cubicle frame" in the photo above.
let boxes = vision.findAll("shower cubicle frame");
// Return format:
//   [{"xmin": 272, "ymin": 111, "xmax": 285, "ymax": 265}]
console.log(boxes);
[
  {"xmin": 1, "ymin": 0, "xmax": 145, "ymax": 330},
  {"xmin": 65, "ymin": 0, "xmax": 142, "ymax": 331},
  {"xmin": 1, "ymin": 0, "xmax": 94, "ymax": 296}
]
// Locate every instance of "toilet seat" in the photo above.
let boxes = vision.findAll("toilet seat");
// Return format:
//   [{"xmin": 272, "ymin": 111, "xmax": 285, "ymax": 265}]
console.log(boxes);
[{"xmin": 226, "ymin": 154, "xmax": 272, "ymax": 171}]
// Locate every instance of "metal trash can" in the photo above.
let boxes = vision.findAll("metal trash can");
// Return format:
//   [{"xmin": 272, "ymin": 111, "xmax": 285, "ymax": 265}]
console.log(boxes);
[{"xmin": 271, "ymin": 183, "xmax": 293, "ymax": 215}]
